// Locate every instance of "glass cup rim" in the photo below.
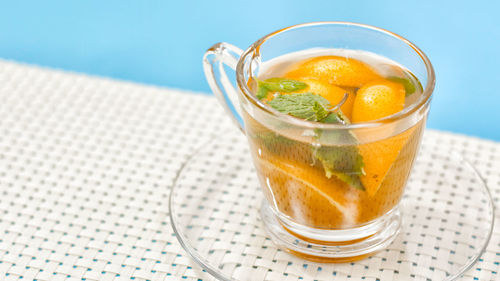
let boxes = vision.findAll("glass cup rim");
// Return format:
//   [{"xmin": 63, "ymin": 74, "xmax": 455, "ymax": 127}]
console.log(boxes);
[{"xmin": 235, "ymin": 21, "xmax": 436, "ymax": 130}]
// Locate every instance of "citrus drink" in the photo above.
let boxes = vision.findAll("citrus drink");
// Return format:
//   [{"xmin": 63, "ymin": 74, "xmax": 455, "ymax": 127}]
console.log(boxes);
[{"xmin": 244, "ymin": 49, "xmax": 425, "ymax": 230}]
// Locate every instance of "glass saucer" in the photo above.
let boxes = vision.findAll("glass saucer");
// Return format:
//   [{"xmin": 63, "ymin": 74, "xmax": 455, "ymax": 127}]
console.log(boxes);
[{"xmin": 169, "ymin": 129, "xmax": 494, "ymax": 281}]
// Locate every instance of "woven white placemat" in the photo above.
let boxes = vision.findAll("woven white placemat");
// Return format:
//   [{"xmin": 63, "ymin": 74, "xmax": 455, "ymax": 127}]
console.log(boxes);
[{"xmin": 0, "ymin": 60, "xmax": 497, "ymax": 281}]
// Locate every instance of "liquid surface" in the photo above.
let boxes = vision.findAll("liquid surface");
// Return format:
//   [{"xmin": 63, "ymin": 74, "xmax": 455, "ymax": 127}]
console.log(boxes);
[{"xmin": 257, "ymin": 48, "xmax": 423, "ymax": 108}]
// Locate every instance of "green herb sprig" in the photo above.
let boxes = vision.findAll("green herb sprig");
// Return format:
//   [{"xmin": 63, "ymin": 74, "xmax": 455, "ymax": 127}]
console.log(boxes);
[
  {"xmin": 263, "ymin": 87, "xmax": 366, "ymax": 191},
  {"xmin": 256, "ymin": 78, "xmax": 308, "ymax": 100}
]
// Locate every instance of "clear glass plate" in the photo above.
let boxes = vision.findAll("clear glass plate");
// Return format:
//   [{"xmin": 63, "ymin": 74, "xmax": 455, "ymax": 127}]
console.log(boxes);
[{"xmin": 169, "ymin": 129, "xmax": 494, "ymax": 281}]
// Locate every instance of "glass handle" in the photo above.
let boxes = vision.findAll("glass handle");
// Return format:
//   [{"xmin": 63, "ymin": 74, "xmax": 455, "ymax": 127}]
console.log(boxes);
[{"xmin": 203, "ymin": 42, "xmax": 245, "ymax": 133}]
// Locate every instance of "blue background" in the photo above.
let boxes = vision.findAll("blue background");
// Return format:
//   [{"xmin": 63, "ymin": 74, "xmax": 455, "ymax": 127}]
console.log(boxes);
[{"xmin": 1, "ymin": 1, "xmax": 499, "ymax": 140}]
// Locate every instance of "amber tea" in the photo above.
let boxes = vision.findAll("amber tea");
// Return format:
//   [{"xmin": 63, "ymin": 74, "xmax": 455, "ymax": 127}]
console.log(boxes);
[{"xmin": 245, "ymin": 49, "xmax": 425, "ymax": 234}]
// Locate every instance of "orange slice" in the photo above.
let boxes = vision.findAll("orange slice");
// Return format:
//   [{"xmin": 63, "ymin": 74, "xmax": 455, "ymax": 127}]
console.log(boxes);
[
  {"xmin": 285, "ymin": 56, "xmax": 382, "ymax": 88},
  {"xmin": 351, "ymin": 79, "xmax": 405, "ymax": 123},
  {"xmin": 350, "ymin": 79, "xmax": 409, "ymax": 196},
  {"xmin": 357, "ymin": 127, "xmax": 415, "ymax": 196},
  {"xmin": 253, "ymin": 155, "xmax": 361, "ymax": 228}
]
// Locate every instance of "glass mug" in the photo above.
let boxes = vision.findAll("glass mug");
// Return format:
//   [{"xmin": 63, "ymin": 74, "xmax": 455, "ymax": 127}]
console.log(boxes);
[{"xmin": 203, "ymin": 22, "xmax": 435, "ymax": 262}]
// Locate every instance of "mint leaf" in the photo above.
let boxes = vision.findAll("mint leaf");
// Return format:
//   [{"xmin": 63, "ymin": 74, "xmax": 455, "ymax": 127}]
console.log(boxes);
[
  {"xmin": 268, "ymin": 93, "xmax": 330, "ymax": 121},
  {"xmin": 314, "ymin": 145, "xmax": 365, "ymax": 190},
  {"xmin": 251, "ymin": 131, "xmax": 293, "ymax": 153},
  {"xmin": 257, "ymin": 86, "xmax": 269, "ymax": 100},
  {"xmin": 388, "ymin": 76, "xmax": 416, "ymax": 96},
  {"xmin": 256, "ymin": 78, "xmax": 308, "ymax": 100},
  {"xmin": 314, "ymin": 112, "xmax": 365, "ymax": 191},
  {"xmin": 328, "ymin": 171, "xmax": 365, "ymax": 191},
  {"xmin": 321, "ymin": 112, "xmax": 347, "ymax": 124},
  {"xmin": 260, "ymin": 78, "xmax": 308, "ymax": 92}
]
